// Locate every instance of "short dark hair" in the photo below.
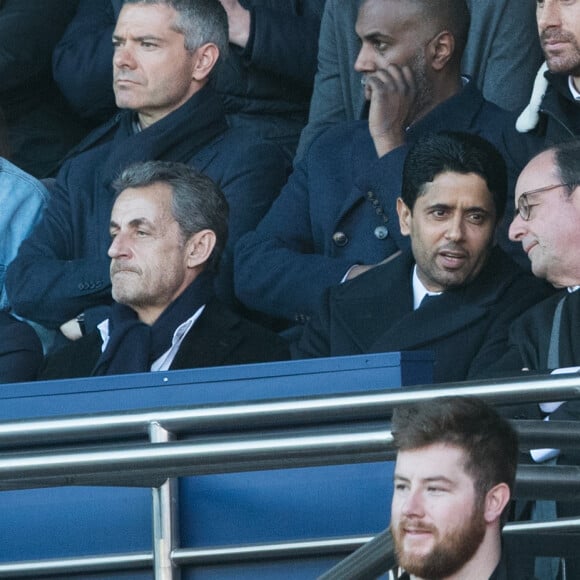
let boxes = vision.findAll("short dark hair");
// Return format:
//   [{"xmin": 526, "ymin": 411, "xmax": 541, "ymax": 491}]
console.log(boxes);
[
  {"xmin": 113, "ymin": 160, "xmax": 229, "ymax": 272},
  {"xmin": 553, "ymin": 139, "xmax": 580, "ymax": 195},
  {"xmin": 122, "ymin": 0, "xmax": 229, "ymax": 59},
  {"xmin": 391, "ymin": 396, "xmax": 519, "ymax": 502},
  {"xmin": 401, "ymin": 131, "xmax": 508, "ymax": 222}
]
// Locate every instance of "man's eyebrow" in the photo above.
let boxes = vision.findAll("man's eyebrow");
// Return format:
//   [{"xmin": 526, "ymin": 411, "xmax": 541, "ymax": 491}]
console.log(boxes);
[
  {"xmin": 360, "ymin": 31, "xmax": 392, "ymax": 43},
  {"xmin": 425, "ymin": 202, "xmax": 490, "ymax": 213},
  {"xmin": 109, "ymin": 217, "xmax": 155, "ymax": 230},
  {"xmin": 423, "ymin": 476, "xmax": 455, "ymax": 484},
  {"xmin": 393, "ymin": 474, "xmax": 455, "ymax": 485},
  {"xmin": 112, "ymin": 33, "xmax": 165, "ymax": 43}
]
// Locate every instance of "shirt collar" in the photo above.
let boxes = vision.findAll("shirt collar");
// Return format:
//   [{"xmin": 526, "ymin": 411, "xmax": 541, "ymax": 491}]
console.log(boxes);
[
  {"xmin": 412, "ymin": 265, "xmax": 443, "ymax": 309},
  {"xmin": 568, "ymin": 76, "xmax": 580, "ymax": 101},
  {"xmin": 98, "ymin": 305, "xmax": 206, "ymax": 371}
]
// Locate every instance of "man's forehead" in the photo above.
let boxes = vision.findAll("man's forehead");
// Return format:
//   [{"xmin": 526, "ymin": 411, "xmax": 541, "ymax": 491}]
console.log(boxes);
[
  {"xmin": 113, "ymin": 184, "xmax": 173, "ymax": 221},
  {"xmin": 418, "ymin": 171, "xmax": 494, "ymax": 207},
  {"xmin": 394, "ymin": 443, "xmax": 471, "ymax": 483},
  {"xmin": 356, "ymin": 0, "xmax": 422, "ymax": 35},
  {"xmin": 115, "ymin": 2, "xmax": 179, "ymax": 34}
]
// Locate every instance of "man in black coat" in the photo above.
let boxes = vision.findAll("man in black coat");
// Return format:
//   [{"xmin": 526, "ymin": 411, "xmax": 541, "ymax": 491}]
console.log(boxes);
[
  {"xmin": 516, "ymin": 0, "xmax": 580, "ymax": 144},
  {"xmin": 41, "ymin": 161, "xmax": 289, "ymax": 380},
  {"xmin": 7, "ymin": 0, "xmax": 288, "ymax": 346},
  {"xmin": 52, "ymin": 0, "xmax": 325, "ymax": 161},
  {"xmin": 293, "ymin": 132, "xmax": 553, "ymax": 383},
  {"xmin": 481, "ymin": 139, "xmax": 580, "ymax": 580},
  {"xmin": 491, "ymin": 141, "xmax": 580, "ymax": 379}
]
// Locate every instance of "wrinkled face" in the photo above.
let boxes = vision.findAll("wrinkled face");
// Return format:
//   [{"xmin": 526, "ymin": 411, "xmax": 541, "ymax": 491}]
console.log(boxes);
[
  {"xmin": 354, "ymin": 0, "xmax": 433, "ymax": 112},
  {"xmin": 397, "ymin": 171, "xmax": 497, "ymax": 292},
  {"xmin": 113, "ymin": 3, "xmax": 199, "ymax": 126},
  {"xmin": 537, "ymin": 0, "xmax": 580, "ymax": 76},
  {"xmin": 109, "ymin": 183, "xmax": 194, "ymax": 324},
  {"xmin": 390, "ymin": 443, "xmax": 487, "ymax": 578},
  {"xmin": 509, "ymin": 150, "xmax": 580, "ymax": 288}
]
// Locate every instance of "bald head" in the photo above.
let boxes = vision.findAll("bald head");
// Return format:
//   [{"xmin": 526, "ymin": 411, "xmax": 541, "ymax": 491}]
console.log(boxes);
[{"xmin": 360, "ymin": 0, "xmax": 470, "ymax": 63}]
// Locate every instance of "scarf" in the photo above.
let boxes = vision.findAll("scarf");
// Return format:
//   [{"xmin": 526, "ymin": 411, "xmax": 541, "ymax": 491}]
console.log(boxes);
[{"xmin": 91, "ymin": 271, "xmax": 215, "ymax": 376}]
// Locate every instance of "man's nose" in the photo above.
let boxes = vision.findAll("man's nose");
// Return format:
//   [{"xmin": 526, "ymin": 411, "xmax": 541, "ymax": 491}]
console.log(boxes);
[
  {"xmin": 537, "ymin": 0, "xmax": 561, "ymax": 31},
  {"xmin": 113, "ymin": 44, "xmax": 136, "ymax": 69},
  {"xmin": 445, "ymin": 215, "xmax": 465, "ymax": 241},
  {"xmin": 402, "ymin": 488, "xmax": 425, "ymax": 517},
  {"xmin": 354, "ymin": 43, "xmax": 374, "ymax": 73},
  {"xmin": 508, "ymin": 212, "xmax": 527, "ymax": 242},
  {"xmin": 108, "ymin": 233, "xmax": 129, "ymax": 258}
]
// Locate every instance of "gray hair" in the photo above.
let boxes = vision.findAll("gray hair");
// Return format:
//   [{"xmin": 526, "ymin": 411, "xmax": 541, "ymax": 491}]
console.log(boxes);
[
  {"xmin": 112, "ymin": 160, "xmax": 229, "ymax": 272},
  {"xmin": 123, "ymin": 0, "xmax": 229, "ymax": 59}
]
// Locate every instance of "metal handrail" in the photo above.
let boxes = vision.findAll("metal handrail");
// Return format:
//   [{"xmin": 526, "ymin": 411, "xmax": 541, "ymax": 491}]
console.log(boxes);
[
  {"xmin": 0, "ymin": 373, "xmax": 578, "ymax": 447},
  {"xmin": 0, "ymin": 374, "xmax": 577, "ymax": 578}
]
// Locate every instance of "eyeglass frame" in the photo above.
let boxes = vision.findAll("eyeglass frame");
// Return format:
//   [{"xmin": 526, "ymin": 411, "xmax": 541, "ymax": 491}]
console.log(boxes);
[{"xmin": 516, "ymin": 182, "xmax": 576, "ymax": 221}]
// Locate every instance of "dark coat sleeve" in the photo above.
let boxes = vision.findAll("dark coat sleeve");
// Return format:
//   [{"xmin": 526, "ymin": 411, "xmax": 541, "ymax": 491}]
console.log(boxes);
[
  {"xmin": 241, "ymin": 0, "xmax": 325, "ymax": 87},
  {"xmin": 40, "ymin": 331, "xmax": 102, "ymax": 381},
  {"xmin": 235, "ymin": 154, "xmax": 359, "ymax": 322},
  {"xmin": 52, "ymin": 0, "xmax": 121, "ymax": 122},
  {"xmin": 466, "ymin": 276, "xmax": 556, "ymax": 379},
  {"xmin": 234, "ymin": 128, "xmax": 408, "ymax": 322},
  {"xmin": 0, "ymin": 312, "xmax": 43, "ymax": 383},
  {"xmin": 5, "ymin": 167, "xmax": 112, "ymax": 330},
  {"xmin": 0, "ymin": 0, "xmax": 79, "ymax": 94}
]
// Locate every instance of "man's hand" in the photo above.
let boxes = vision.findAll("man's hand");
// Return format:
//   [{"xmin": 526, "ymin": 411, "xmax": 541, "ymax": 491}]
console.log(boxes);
[
  {"xmin": 60, "ymin": 318, "xmax": 83, "ymax": 341},
  {"xmin": 345, "ymin": 250, "xmax": 403, "ymax": 281},
  {"xmin": 218, "ymin": 0, "xmax": 251, "ymax": 48},
  {"xmin": 365, "ymin": 64, "xmax": 417, "ymax": 158}
]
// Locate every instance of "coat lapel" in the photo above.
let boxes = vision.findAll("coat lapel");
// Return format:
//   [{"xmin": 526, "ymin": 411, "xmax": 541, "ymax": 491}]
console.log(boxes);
[
  {"xmin": 330, "ymin": 253, "xmax": 415, "ymax": 352},
  {"xmin": 170, "ymin": 300, "xmax": 242, "ymax": 369},
  {"xmin": 369, "ymin": 291, "xmax": 487, "ymax": 353}
]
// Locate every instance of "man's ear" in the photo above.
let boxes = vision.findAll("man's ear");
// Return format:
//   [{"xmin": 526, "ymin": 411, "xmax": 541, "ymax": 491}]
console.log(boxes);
[
  {"xmin": 428, "ymin": 30, "xmax": 455, "ymax": 71},
  {"xmin": 191, "ymin": 42, "xmax": 220, "ymax": 81},
  {"xmin": 185, "ymin": 229, "xmax": 216, "ymax": 268},
  {"xmin": 397, "ymin": 197, "xmax": 412, "ymax": 237},
  {"xmin": 483, "ymin": 483, "xmax": 511, "ymax": 525}
]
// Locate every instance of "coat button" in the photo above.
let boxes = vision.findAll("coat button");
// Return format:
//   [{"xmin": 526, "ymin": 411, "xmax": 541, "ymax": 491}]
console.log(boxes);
[
  {"xmin": 374, "ymin": 225, "xmax": 389, "ymax": 239},
  {"xmin": 332, "ymin": 231, "xmax": 349, "ymax": 247}
]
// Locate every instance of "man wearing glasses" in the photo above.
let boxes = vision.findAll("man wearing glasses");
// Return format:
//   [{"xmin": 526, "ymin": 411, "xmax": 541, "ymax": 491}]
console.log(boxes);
[
  {"xmin": 487, "ymin": 140, "xmax": 580, "ymax": 579},
  {"xmin": 501, "ymin": 140, "xmax": 580, "ymax": 373}
]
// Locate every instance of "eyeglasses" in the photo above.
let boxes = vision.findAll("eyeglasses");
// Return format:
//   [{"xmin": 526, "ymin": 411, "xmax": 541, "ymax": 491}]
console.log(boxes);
[{"xmin": 516, "ymin": 182, "xmax": 575, "ymax": 221}]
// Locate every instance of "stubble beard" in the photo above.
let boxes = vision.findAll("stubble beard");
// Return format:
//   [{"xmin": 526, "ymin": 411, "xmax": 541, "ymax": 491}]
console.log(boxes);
[
  {"xmin": 541, "ymin": 30, "xmax": 580, "ymax": 76},
  {"xmin": 406, "ymin": 49, "xmax": 434, "ymax": 126}
]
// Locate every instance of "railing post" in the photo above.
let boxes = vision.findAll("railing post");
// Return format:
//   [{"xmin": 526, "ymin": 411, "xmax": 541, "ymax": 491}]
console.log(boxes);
[{"xmin": 150, "ymin": 422, "xmax": 181, "ymax": 580}]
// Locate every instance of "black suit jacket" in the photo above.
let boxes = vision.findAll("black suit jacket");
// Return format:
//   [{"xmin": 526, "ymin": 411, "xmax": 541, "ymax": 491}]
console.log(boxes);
[
  {"xmin": 0, "ymin": 311, "xmax": 43, "ymax": 383},
  {"xmin": 485, "ymin": 288, "xmax": 580, "ymax": 421},
  {"xmin": 41, "ymin": 299, "xmax": 290, "ymax": 380},
  {"xmin": 293, "ymin": 248, "xmax": 554, "ymax": 383}
]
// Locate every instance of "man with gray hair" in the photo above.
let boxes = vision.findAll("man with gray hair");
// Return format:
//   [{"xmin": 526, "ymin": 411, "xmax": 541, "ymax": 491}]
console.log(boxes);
[
  {"xmin": 7, "ymin": 0, "xmax": 287, "ymax": 349},
  {"xmin": 41, "ymin": 160, "xmax": 289, "ymax": 379},
  {"xmin": 484, "ymin": 140, "xmax": 580, "ymax": 579}
]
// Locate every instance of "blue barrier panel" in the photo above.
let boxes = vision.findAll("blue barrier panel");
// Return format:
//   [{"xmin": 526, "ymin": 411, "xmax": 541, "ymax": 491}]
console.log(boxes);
[{"xmin": 0, "ymin": 351, "xmax": 432, "ymax": 578}]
